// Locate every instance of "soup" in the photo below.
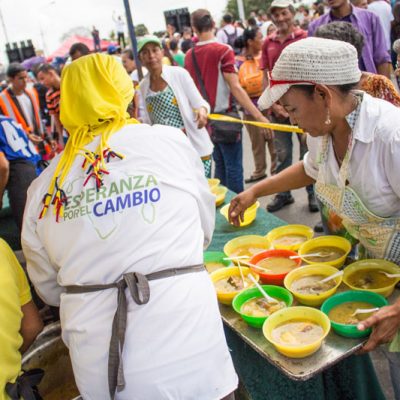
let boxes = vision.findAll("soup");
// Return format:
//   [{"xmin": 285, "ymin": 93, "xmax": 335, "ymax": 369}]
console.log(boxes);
[
  {"xmin": 347, "ymin": 269, "xmax": 396, "ymax": 290},
  {"xmin": 241, "ymin": 297, "xmax": 286, "ymax": 317},
  {"xmin": 304, "ymin": 246, "xmax": 346, "ymax": 263},
  {"xmin": 205, "ymin": 262, "xmax": 226, "ymax": 274},
  {"xmin": 272, "ymin": 320, "xmax": 324, "ymax": 346},
  {"xmin": 291, "ymin": 275, "xmax": 336, "ymax": 295},
  {"xmin": 230, "ymin": 245, "xmax": 266, "ymax": 258},
  {"xmin": 328, "ymin": 301, "xmax": 376, "ymax": 324},
  {"xmin": 257, "ymin": 257, "xmax": 298, "ymax": 275},
  {"xmin": 272, "ymin": 234, "xmax": 308, "ymax": 247},
  {"xmin": 214, "ymin": 275, "xmax": 252, "ymax": 292}
]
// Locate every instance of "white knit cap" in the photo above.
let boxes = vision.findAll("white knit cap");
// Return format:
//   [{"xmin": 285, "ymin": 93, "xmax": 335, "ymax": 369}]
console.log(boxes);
[{"xmin": 258, "ymin": 37, "xmax": 362, "ymax": 110}]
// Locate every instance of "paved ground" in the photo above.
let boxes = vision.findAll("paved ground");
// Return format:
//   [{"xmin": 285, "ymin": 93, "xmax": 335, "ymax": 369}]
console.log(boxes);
[{"xmin": 239, "ymin": 129, "xmax": 395, "ymax": 400}]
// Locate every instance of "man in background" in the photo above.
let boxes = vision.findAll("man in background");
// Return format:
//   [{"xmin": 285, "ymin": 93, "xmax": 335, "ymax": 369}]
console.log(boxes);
[
  {"xmin": 260, "ymin": 0, "xmax": 318, "ymax": 213},
  {"xmin": 69, "ymin": 42, "xmax": 90, "ymax": 61},
  {"xmin": 216, "ymin": 14, "xmax": 244, "ymax": 48},
  {"xmin": 308, "ymin": 0, "xmax": 391, "ymax": 76},
  {"xmin": 36, "ymin": 63, "xmax": 65, "ymax": 147}
]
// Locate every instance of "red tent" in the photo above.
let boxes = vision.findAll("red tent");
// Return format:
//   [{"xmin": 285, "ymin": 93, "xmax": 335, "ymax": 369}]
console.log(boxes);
[{"xmin": 47, "ymin": 35, "xmax": 117, "ymax": 60}]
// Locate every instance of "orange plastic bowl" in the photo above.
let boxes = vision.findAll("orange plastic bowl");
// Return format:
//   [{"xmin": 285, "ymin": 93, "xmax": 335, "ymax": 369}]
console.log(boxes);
[{"xmin": 249, "ymin": 249, "xmax": 302, "ymax": 286}]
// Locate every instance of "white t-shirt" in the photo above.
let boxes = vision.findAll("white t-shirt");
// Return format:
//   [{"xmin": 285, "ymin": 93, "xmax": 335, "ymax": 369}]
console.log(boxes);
[
  {"xmin": 115, "ymin": 18, "xmax": 125, "ymax": 33},
  {"xmin": 16, "ymin": 93, "xmax": 34, "ymax": 128},
  {"xmin": 22, "ymin": 123, "xmax": 237, "ymax": 400},
  {"xmin": 216, "ymin": 24, "xmax": 244, "ymax": 45},
  {"xmin": 304, "ymin": 93, "xmax": 400, "ymax": 218},
  {"xmin": 368, "ymin": 0, "xmax": 394, "ymax": 51}
]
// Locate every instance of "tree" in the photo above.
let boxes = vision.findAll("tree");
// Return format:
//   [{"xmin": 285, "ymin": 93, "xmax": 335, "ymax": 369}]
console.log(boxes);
[
  {"xmin": 135, "ymin": 24, "xmax": 149, "ymax": 37},
  {"xmin": 225, "ymin": 0, "xmax": 272, "ymax": 20}
]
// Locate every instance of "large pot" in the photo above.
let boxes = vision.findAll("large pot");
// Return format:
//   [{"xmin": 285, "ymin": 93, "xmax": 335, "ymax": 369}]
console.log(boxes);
[{"xmin": 22, "ymin": 322, "xmax": 81, "ymax": 400}]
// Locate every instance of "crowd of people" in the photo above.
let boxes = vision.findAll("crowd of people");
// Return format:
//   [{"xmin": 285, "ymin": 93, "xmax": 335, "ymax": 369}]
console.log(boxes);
[{"xmin": 2, "ymin": 0, "xmax": 400, "ymax": 399}]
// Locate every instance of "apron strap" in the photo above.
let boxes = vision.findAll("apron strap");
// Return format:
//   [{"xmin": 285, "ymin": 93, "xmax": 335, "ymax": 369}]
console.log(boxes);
[
  {"xmin": 5, "ymin": 369, "xmax": 44, "ymax": 400},
  {"xmin": 65, "ymin": 264, "xmax": 204, "ymax": 399}
]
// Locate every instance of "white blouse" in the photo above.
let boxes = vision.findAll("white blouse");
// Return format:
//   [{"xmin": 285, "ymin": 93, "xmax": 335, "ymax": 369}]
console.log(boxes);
[{"xmin": 304, "ymin": 93, "xmax": 400, "ymax": 218}]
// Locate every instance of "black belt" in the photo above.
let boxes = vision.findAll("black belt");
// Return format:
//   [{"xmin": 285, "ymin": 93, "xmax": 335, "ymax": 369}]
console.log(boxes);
[{"xmin": 64, "ymin": 264, "xmax": 205, "ymax": 399}]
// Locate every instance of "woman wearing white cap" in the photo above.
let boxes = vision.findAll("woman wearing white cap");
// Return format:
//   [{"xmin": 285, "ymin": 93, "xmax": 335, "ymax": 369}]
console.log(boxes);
[{"xmin": 229, "ymin": 37, "xmax": 400, "ymax": 365}]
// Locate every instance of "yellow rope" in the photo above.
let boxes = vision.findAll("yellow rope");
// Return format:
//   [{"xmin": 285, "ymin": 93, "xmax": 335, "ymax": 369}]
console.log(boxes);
[{"xmin": 208, "ymin": 113, "xmax": 304, "ymax": 134}]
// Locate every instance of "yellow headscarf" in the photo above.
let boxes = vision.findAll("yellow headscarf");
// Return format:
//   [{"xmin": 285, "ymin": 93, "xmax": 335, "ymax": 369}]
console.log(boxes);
[{"xmin": 40, "ymin": 53, "xmax": 138, "ymax": 221}]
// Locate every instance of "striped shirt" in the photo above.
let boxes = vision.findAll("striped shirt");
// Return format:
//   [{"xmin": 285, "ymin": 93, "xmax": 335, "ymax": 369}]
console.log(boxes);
[{"xmin": 45, "ymin": 88, "xmax": 60, "ymax": 116}]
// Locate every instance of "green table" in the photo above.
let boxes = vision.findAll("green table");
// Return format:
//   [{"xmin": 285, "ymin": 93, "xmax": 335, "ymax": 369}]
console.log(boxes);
[{"xmin": 209, "ymin": 191, "xmax": 386, "ymax": 400}]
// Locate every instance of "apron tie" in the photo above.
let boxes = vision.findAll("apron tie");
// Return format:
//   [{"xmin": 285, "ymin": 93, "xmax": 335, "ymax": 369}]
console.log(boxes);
[
  {"xmin": 5, "ymin": 369, "xmax": 44, "ymax": 400},
  {"xmin": 64, "ymin": 264, "xmax": 204, "ymax": 399}
]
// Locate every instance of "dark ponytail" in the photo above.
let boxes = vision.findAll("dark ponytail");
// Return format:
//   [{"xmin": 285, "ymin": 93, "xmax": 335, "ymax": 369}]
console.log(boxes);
[{"xmin": 234, "ymin": 27, "xmax": 259, "ymax": 49}]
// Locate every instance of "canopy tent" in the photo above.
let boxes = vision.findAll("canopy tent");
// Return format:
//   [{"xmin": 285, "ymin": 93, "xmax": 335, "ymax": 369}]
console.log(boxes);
[{"xmin": 47, "ymin": 35, "xmax": 116, "ymax": 61}]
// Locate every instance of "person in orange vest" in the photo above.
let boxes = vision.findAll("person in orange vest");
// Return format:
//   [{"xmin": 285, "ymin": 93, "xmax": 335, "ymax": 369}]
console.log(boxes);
[{"xmin": 0, "ymin": 63, "xmax": 56, "ymax": 160}]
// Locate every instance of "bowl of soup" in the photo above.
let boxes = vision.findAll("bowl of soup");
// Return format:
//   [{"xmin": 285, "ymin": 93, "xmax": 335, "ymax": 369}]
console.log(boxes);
[
  {"xmin": 267, "ymin": 225, "xmax": 314, "ymax": 252},
  {"xmin": 208, "ymin": 178, "xmax": 220, "ymax": 192},
  {"xmin": 284, "ymin": 264, "xmax": 342, "ymax": 306},
  {"xmin": 224, "ymin": 235, "xmax": 270, "ymax": 264},
  {"xmin": 298, "ymin": 236, "xmax": 351, "ymax": 268},
  {"xmin": 213, "ymin": 185, "xmax": 228, "ymax": 207},
  {"xmin": 232, "ymin": 285, "xmax": 293, "ymax": 328},
  {"xmin": 321, "ymin": 290, "xmax": 388, "ymax": 338},
  {"xmin": 220, "ymin": 201, "xmax": 260, "ymax": 227},
  {"xmin": 343, "ymin": 259, "xmax": 400, "ymax": 298},
  {"xmin": 249, "ymin": 249, "xmax": 301, "ymax": 286},
  {"xmin": 210, "ymin": 266, "xmax": 260, "ymax": 305},
  {"xmin": 263, "ymin": 306, "xmax": 331, "ymax": 358},
  {"xmin": 204, "ymin": 251, "xmax": 231, "ymax": 274}
]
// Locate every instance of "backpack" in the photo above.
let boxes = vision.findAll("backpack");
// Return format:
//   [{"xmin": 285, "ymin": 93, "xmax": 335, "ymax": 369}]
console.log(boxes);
[
  {"xmin": 238, "ymin": 57, "xmax": 264, "ymax": 98},
  {"xmin": 223, "ymin": 28, "xmax": 240, "ymax": 54}
]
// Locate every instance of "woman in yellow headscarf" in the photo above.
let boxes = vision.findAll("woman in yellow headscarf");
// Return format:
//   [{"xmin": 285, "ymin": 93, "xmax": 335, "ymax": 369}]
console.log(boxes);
[{"xmin": 21, "ymin": 54, "xmax": 238, "ymax": 400}]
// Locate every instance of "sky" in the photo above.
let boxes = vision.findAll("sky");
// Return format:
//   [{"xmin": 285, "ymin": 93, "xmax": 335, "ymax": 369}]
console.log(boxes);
[{"xmin": 0, "ymin": 0, "xmax": 227, "ymax": 58}]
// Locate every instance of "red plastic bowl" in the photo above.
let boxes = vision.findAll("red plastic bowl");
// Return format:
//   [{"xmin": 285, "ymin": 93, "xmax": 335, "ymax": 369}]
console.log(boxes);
[{"xmin": 249, "ymin": 249, "xmax": 301, "ymax": 286}]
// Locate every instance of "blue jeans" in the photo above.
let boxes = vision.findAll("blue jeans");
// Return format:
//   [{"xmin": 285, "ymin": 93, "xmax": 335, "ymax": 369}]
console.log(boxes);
[
  {"xmin": 273, "ymin": 118, "xmax": 313, "ymax": 198},
  {"xmin": 213, "ymin": 140, "xmax": 244, "ymax": 194}
]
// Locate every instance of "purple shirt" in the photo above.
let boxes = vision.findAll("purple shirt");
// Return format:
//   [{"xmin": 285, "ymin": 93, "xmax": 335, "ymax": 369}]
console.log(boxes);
[{"xmin": 308, "ymin": 5, "xmax": 391, "ymax": 74}]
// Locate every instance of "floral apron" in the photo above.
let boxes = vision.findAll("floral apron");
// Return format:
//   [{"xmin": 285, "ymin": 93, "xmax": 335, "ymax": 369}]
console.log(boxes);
[{"xmin": 315, "ymin": 131, "xmax": 400, "ymax": 264}]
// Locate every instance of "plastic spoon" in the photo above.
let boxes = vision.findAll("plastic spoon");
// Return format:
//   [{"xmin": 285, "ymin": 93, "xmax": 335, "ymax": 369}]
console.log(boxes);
[
  {"xmin": 351, "ymin": 307, "xmax": 380, "ymax": 317},
  {"xmin": 247, "ymin": 273, "xmax": 279, "ymax": 304},
  {"xmin": 237, "ymin": 260, "xmax": 247, "ymax": 288},
  {"xmin": 289, "ymin": 251, "xmax": 334, "ymax": 260},
  {"xmin": 379, "ymin": 271, "xmax": 400, "ymax": 278},
  {"xmin": 319, "ymin": 270, "xmax": 344, "ymax": 284},
  {"xmin": 223, "ymin": 256, "xmax": 250, "ymax": 260}
]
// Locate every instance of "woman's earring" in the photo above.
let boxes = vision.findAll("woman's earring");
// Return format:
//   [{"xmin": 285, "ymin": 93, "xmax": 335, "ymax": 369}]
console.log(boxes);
[{"xmin": 325, "ymin": 110, "xmax": 331, "ymax": 125}]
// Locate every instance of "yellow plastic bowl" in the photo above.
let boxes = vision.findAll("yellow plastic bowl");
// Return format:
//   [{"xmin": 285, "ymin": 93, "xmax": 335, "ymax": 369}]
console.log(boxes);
[
  {"xmin": 343, "ymin": 259, "xmax": 400, "ymax": 298},
  {"xmin": 284, "ymin": 264, "xmax": 342, "ymax": 306},
  {"xmin": 208, "ymin": 178, "xmax": 220, "ymax": 192},
  {"xmin": 213, "ymin": 185, "xmax": 228, "ymax": 207},
  {"xmin": 224, "ymin": 235, "xmax": 271, "ymax": 264},
  {"xmin": 210, "ymin": 266, "xmax": 260, "ymax": 305},
  {"xmin": 220, "ymin": 201, "xmax": 260, "ymax": 227},
  {"xmin": 267, "ymin": 225, "xmax": 314, "ymax": 252},
  {"xmin": 298, "ymin": 236, "xmax": 351, "ymax": 268},
  {"xmin": 263, "ymin": 306, "xmax": 331, "ymax": 358}
]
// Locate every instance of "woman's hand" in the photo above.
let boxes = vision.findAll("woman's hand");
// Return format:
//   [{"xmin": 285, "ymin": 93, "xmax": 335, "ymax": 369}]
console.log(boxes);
[
  {"xmin": 228, "ymin": 188, "xmax": 257, "ymax": 226},
  {"xmin": 258, "ymin": 115, "xmax": 274, "ymax": 140},
  {"xmin": 357, "ymin": 302, "xmax": 400, "ymax": 353},
  {"xmin": 195, "ymin": 107, "xmax": 208, "ymax": 129}
]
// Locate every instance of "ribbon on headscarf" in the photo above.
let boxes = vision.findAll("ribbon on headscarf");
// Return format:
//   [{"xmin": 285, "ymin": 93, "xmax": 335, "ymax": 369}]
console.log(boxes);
[
  {"xmin": 208, "ymin": 113, "xmax": 304, "ymax": 134},
  {"xmin": 39, "ymin": 53, "xmax": 139, "ymax": 221}
]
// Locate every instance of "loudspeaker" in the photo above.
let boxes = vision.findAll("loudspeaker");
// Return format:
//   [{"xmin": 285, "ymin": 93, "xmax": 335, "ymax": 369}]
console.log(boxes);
[
  {"xmin": 20, "ymin": 40, "xmax": 36, "ymax": 61},
  {"xmin": 164, "ymin": 7, "xmax": 191, "ymax": 33},
  {"xmin": 6, "ymin": 43, "xmax": 22, "ymax": 63}
]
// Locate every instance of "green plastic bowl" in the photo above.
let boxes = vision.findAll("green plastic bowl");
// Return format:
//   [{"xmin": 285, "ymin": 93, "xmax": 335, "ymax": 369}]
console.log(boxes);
[
  {"xmin": 204, "ymin": 251, "xmax": 231, "ymax": 273},
  {"xmin": 232, "ymin": 285, "xmax": 293, "ymax": 328},
  {"xmin": 321, "ymin": 290, "xmax": 388, "ymax": 338}
]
